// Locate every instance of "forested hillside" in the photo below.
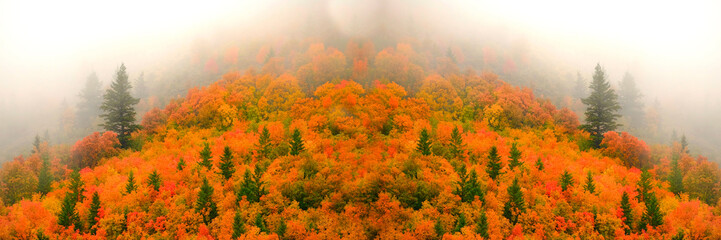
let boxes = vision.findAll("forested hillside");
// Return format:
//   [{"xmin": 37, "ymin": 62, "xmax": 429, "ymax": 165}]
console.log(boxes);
[{"xmin": 1, "ymin": 41, "xmax": 720, "ymax": 239}]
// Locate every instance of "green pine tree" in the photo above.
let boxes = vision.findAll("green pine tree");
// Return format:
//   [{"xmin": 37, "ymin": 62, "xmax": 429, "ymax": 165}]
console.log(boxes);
[
  {"xmin": 147, "ymin": 170, "xmax": 161, "ymax": 192},
  {"xmin": 76, "ymin": 72, "xmax": 103, "ymax": 130},
  {"xmin": 255, "ymin": 213, "xmax": 268, "ymax": 233},
  {"xmin": 177, "ymin": 158, "xmax": 186, "ymax": 171},
  {"xmin": 195, "ymin": 178, "xmax": 218, "ymax": 225},
  {"xmin": 486, "ymin": 146, "xmax": 503, "ymax": 181},
  {"xmin": 100, "ymin": 63, "xmax": 140, "ymax": 148},
  {"xmin": 449, "ymin": 126, "xmax": 466, "ymax": 159},
  {"xmin": 536, "ymin": 157, "xmax": 544, "ymax": 171},
  {"xmin": 668, "ymin": 157, "xmax": 684, "ymax": 195},
  {"xmin": 476, "ymin": 211, "xmax": 489, "ymax": 238},
  {"xmin": 218, "ymin": 146, "xmax": 236, "ymax": 180},
  {"xmin": 640, "ymin": 192, "xmax": 664, "ymax": 230},
  {"xmin": 434, "ymin": 219, "xmax": 445, "ymax": 239},
  {"xmin": 636, "ymin": 170, "xmax": 652, "ymax": 202},
  {"xmin": 452, "ymin": 213, "xmax": 466, "ymax": 233},
  {"xmin": 619, "ymin": 72, "xmax": 645, "ymax": 130},
  {"xmin": 416, "ymin": 128, "xmax": 432, "ymax": 156},
  {"xmin": 289, "ymin": 129, "xmax": 305, "ymax": 156},
  {"xmin": 620, "ymin": 191, "xmax": 633, "ymax": 234},
  {"xmin": 37, "ymin": 155, "xmax": 53, "ymax": 195},
  {"xmin": 58, "ymin": 171, "xmax": 85, "ymax": 230},
  {"xmin": 581, "ymin": 63, "xmax": 621, "ymax": 148},
  {"xmin": 125, "ymin": 171, "xmax": 137, "ymax": 194},
  {"xmin": 560, "ymin": 170, "xmax": 574, "ymax": 192},
  {"xmin": 232, "ymin": 211, "xmax": 246, "ymax": 238},
  {"xmin": 57, "ymin": 193, "xmax": 80, "ymax": 229},
  {"xmin": 68, "ymin": 170, "xmax": 84, "ymax": 202},
  {"xmin": 276, "ymin": 218, "xmax": 287, "ymax": 237},
  {"xmin": 454, "ymin": 166, "xmax": 484, "ymax": 203},
  {"xmin": 256, "ymin": 126, "xmax": 272, "ymax": 159},
  {"xmin": 32, "ymin": 134, "xmax": 41, "ymax": 154},
  {"xmin": 199, "ymin": 142, "xmax": 213, "ymax": 170},
  {"xmin": 584, "ymin": 171, "xmax": 596, "ymax": 194},
  {"xmin": 503, "ymin": 178, "xmax": 525, "ymax": 225},
  {"xmin": 508, "ymin": 142, "xmax": 522, "ymax": 169},
  {"xmin": 680, "ymin": 134, "xmax": 689, "ymax": 154},
  {"xmin": 447, "ymin": 47, "xmax": 457, "ymax": 64},
  {"xmin": 36, "ymin": 231, "xmax": 50, "ymax": 240},
  {"xmin": 237, "ymin": 168, "xmax": 267, "ymax": 203},
  {"xmin": 87, "ymin": 191, "xmax": 101, "ymax": 234}
]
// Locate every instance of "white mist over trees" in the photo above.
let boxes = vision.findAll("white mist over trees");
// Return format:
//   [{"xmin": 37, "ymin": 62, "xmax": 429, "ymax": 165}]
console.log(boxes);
[{"xmin": 0, "ymin": 0, "xmax": 720, "ymax": 161}]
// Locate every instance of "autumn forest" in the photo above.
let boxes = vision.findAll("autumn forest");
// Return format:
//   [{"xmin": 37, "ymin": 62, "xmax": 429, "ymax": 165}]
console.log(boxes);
[{"xmin": 2, "ymin": 1, "xmax": 721, "ymax": 239}]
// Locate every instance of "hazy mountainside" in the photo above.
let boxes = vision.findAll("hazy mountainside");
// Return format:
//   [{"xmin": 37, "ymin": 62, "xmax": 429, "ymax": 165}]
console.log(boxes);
[
  {"xmin": 8, "ymin": 0, "xmax": 717, "ymax": 166},
  {"xmin": 1, "ymin": 41, "xmax": 720, "ymax": 239}
]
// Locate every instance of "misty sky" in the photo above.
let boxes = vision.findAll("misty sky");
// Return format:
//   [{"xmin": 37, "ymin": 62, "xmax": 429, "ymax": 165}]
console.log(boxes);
[{"xmin": 1, "ymin": 0, "xmax": 721, "ymax": 160}]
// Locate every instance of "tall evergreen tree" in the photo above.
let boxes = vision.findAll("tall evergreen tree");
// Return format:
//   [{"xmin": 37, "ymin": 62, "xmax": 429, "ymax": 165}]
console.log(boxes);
[
  {"xmin": 77, "ymin": 72, "xmax": 103, "ymax": 130},
  {"xmin": 58, "ymin": 170, "xmax": 84, "ymax": 230},
  {"xmin": 237, "ymin": 168, "xmax": 267, "ymax": 203},
  {"xmin": 125, "ymin": 171, "xmax": 137, "ymax": 194},
  {"xmin": 452, "ymin": 213, "xmax": 466, "ymax": 233},
  {"xmin": 100, "ymin": 64, "xmax": 140, "ymax": 148},
  {"xmin": 68, "ymin": 170, "xmax": 84, "ymax": 202},
  {"xmin": 503, "ymin": 178, "xmax": 525, "ymax": 225},
  {"xmin": 218, "ymin": 146, "xmax": 235, "ymax": 180},
  {"xmin": 508, "ymin": 142, "xmax": 522, "ymax": 169},
  {"xmin": 255, "ymin": 126, "xmax": 272, "ymax": 159},
  {"xmin": 636, "ymin": 170, "xmax": 652, "ymax": 202},
  {"xmin": 680, "ymin": 134, "xmax": 689, "ymax": 154},
  {"xmin": 640, "ymin": 192, "xmax": 664, "ymax": 230},
  {"xmin": 620, "ymin": 191, "xmax": 633, "ymax": 234},
  {"xmin": 434, "ymin": 219, "xmax": 445, "ymax": 238},
  {"xmin": 584, "ymin": 171, "xmax": 596, "ymax": 194},
  {"xmin": 449, "ymin": 126, "xmax": 466, "ymax": 159},
  {"xmin": 573, "ymin": 72, "xmax": 587, "ymax": 99},
  {"xmin": 560, "ymin": 170, "xmax": 574, "ymax": 192},
  {"xmin": 446, "ymin": 47, "xmax": 457, "ymax": 64},
  {"xmin": 289, "ymin": 129, "xmax": 305, "ymax": 156},
  {"xmin": 581, "ymin": 63, "xmax": 621, "ymax": 148},
  {"xmin": 618, "ymin": 72, "xmax": 645, "ymax": 130},
  {"xmin": 196, "ymin": 178, "xmax": 218, "ymax": 225},
  {"xmin": 668, "ymin": 157, "xmax": 684, "ymax": 195},
  {"xmin": 486, "ymin": 146, "xmax": 503, "ymax": 181},
  {"xmin": 476, "ymin": 210, "xmax": 489, "ymax": 238},
  {"xmin": 199, "ymin": 142, "xmax": 213, "ymax": 170},
  {"xmin": 232, "ymin": 211, "xmax": 246, "ymax": 238},
  {"xmin": 454, "ymin": 166, "xmax": 484, "ymax": 203},
  {"xmin": 416, "ymin": 128, "xmax": 432, "ymax": 156},
  {"xmin": 147, "ymin": 170, "xmax": 161, "ymax": 192},
  {"xmin": 255, "ymin": 213, "xmax": 268, "ymax": 233},
  {"xmin": 87, "ymin": 191, "xmax": 101, "ymax": 234},
  {"xmin": 37, "ymin": 155, "xmax": 53, "ymax": 195},
  {"xmin": 276, "ymin": 218, "xmax": 287, "ymax": 237},
  {"xmin": 57, "ymin": 192, "xmax": 81, "ymax": 229},
  {"xmin": 32, "ymin": 134, "xmax": 41, "ymax": 154}
]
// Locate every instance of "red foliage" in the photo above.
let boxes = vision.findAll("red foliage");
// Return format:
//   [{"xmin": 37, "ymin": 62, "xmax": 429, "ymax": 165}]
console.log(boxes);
[
  {"xmin": 601, "ymin": 131, "xmax": 651, "ymax": 168},
  {"xmin": 70, "ymin": 131, "xmax": 120, "ymax": 169}
]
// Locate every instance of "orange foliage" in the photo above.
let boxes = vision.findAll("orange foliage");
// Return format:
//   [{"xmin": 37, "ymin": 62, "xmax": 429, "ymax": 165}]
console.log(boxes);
[{"xmin": 1, "ymin": 39, "xmax": 720, "ymax": 240}]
